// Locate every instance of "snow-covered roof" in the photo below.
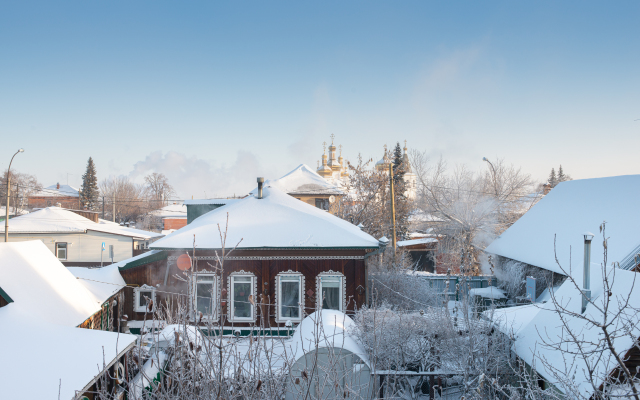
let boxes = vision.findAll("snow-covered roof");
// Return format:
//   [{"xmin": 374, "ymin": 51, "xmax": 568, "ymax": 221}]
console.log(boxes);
[
  {"xmin": 489, "ymin": 266, "xmax": 640, "ymax": 397},
  {"xmin": 285, "ymin": 310, "xmax": 370, "ymax": 366},
  {"xmin": 0, "ymin": 207, "xmax": 162, "ymax": 240},
  {"xmin": 183, "ymin": 198, "xmax": 240, "ymax": 205},
  {"xmin": 151, "ymin": 186, "xmax": 379, "ymax": 250},
  {"xmin": 250, "ymin": 164, "xmax": 343, "ymax": 195},
  {"xmin": 0, "ymin": 303, "xmax": 136, "ymax": 399},
  {"xmin": 68, "ymin": 263, "xmax": 126, "ymax": 304},
  {"xmin": 0, "ymin": 241, "xmax": 103, "ymax": 326},
  {"xmin": 397, "ymin": 237, "xmax": 438, "ymax": 247},
  {"xmin": 32, "ymin": 183, "xmax": 80, "ymax": 197},
  {"xmin": 150, "ymin": 203, "xmax": 187, "ymax": 218},
  {"xmin": 485, "ymin": 175, "xmax": 640, "ymax": 275}
]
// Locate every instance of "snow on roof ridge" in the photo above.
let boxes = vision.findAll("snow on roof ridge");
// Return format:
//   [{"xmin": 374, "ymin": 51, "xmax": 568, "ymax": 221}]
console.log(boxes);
[
  {"xmin": 151, "ymin": 186, "xmax": 378, "ymax": 250},
  {"xmin": 2, "ymin": 207, "xmax": 161, "ymax": 239},
  {"xmin": 249, "ymin": 164, "xmax": 343, "ymax": 195},
  {"xmin": 485, "ymin": 174, "xmax": 640, "ymax": 276}
]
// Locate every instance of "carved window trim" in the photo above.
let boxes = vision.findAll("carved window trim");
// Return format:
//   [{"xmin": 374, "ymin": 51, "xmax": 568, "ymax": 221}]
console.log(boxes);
[
  {"xmin": 227, "ymin": 270, "xmax": 257, "ymax": 323},
  {"xmin": 315, "ymin": 270, "xmax": 346, "ymax": 312},
  {"xmin": 134, "ymin": 284, "xmax": 156, "ymax": 313},
  {"xmin": 192, "ymin": 273, "xmax": 220, "ymax": 321},
  {"xmin": 275, "ymin": 270, "xmax": 305, "ymax": 323}
]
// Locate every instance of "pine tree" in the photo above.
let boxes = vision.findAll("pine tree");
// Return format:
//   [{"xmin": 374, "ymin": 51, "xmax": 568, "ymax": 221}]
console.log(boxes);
[
  {"xmin": 557, "ymin": 165, "xmax": 571, "ymax": 183},
  {"xmin": 80, "ymin": 157, "xmax": 99, "ymax": 210},
  {"xmin": 548, "ymin": 168, "xmax": 557, "ymax": 188},
  {"xmin": 392, "ymin": 142, "xmax": 405, "ymax": 179}
]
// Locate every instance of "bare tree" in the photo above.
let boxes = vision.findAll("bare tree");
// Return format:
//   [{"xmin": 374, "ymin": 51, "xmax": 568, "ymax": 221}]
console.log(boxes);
[
  {"xmin": 411, "ymin": 153, "xmax": 536, "ymax": 275},
  {"xmin": 334, "ymin": 154, "xmax": 414, "ymax": 242},
  {"xmin": 144, "ymin": 172, "xmax": 176, "ymax": 210},
  {"xmin": 99, "ymin": 176, "xmax": 146, "ymax": 223},
  {"xmin": 0, "ymin": 169, "xmax": 42, "ymax": 214}
]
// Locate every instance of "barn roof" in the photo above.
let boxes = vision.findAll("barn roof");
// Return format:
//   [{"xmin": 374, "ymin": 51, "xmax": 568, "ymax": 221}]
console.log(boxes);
[
  {"xmin": 485, "ymin": 175, "xmax": 640, "ymax": 275},
  {"xmin": 151, "ymin": 186, "xmax": 379, "ymax": 250}
]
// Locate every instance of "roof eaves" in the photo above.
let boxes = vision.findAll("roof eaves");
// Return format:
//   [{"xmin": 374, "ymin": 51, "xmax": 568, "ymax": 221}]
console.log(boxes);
[
  {"xmin": 150, "ymin": 246, "xmax": 379, "ymax": 251},
  {"xmin": 118, "ymin": 250, "xmax": 168, "ymax": 271},
  {"xmin": 0, "ymin": 286, "xmax": 14, "ymax": 304}
]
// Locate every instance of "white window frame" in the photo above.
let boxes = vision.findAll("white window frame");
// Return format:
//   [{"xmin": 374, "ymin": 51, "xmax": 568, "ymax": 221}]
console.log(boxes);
[
  {"xmin": 134, "ymin": 285, "xmax": 156, "ymax": 313},
  {"xmin": 275, "ymin": 271, "xmax": 305, "ymax": 323},
  {"xmin": 228, "ymin": 271, "xmax": 257, "ymax": 322},
  {"xmin": 55, "ymin": 242, "xmax": 67, "ymax": 260},
  {"xmin": 316, "ymin": 271, "xmax": 346, "ymax": 312},
  {"xmin": 192, "ymin": 273, "xmax": 219, "ymax": 320}
]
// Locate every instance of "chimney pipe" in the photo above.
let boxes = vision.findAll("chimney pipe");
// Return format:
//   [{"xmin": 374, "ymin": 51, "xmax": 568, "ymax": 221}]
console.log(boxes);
[
  {"xmin": 57, "ymin": 182, "xmax": 60, "ymax": 189},
  {"xmin": 257, "ymin": 177, "xmax": 264, "ymax": 199},
  {"xmin": 582, "ymin": 232, "xmax": 594, "ymax": 313}
]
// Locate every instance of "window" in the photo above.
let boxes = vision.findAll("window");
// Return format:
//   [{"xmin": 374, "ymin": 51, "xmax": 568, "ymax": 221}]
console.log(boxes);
[
  {"xmin": 315, "ymin": 198, "xmax": 329, "ymax": 210},
  {"xmin": 193, "ymin": 274, "xmax": 218, "ymax": 319},
  {"xmin": 134, "ymin": 285, "xmax": 156, "ymax": 313},
  {"xmin": 228, "ymin": 272, "xmax": 256, "ymax": 322},
  {"xmin": 316, "ymin": 272, "xmax": 345, "ymax": 312},
  {"xmin": 276, "ymin": 271, "xmax": 304, "ymax": 323},
  {"xmin": 56, "ymin": 242, "xmax": 67, "ymax": 260}
]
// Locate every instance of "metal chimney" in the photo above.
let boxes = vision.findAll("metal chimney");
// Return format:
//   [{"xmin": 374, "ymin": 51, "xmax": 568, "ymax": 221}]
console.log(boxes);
[
  {"xmin": 257, "ymin": 177, "xmax": 264, "ymax": 199},
  {"xmin": 582, "ymin": 232, "xmax": 594, "ymax": 313}
]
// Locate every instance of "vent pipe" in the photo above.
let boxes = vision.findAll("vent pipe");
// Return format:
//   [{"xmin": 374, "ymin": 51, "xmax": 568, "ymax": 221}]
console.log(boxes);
[
  {"xmin": 257, "ymin": 177, "xmax": 264, "ymax": 199},
  {"xmin": 582, "ymin": 232, "xmax": 594, "ymax": 313}
]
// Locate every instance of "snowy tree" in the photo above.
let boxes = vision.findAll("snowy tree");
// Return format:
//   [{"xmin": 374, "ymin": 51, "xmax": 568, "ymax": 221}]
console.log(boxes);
[
  {"xmin": 80, "ymin": 157, "xmax": 99, "ymax": 210},
  {"xmin": 411, "ymin": 153, "xmax": 536, "ymax": 275},
  {"xmin": 333, "ymin": 153, "xmax": 413, "ymax": 242}
]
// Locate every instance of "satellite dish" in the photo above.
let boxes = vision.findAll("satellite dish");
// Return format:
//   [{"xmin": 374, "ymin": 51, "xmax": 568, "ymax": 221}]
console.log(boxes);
[
  {"xmin": 177, "ymin": 254, "xmax": 192, "ymax": 271},
  {"xmin": 115, "ymin": 361, "xmax": 125, "ymax": 385},
  {"xmin": 329, "ymin": 195, "xmax": 336, "ymax": 204}
]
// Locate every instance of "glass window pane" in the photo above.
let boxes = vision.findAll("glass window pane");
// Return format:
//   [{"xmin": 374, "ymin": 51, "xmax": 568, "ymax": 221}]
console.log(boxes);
[
  {"xmin": 196, "ymin": 281, "xmax": 214, "ymax": 314},
  {"xmin": 139, "ymin": 291, "xmax": 152, "ymax": 307},
  {"xmin": 233, "ymin": 279, "xmax": 252, "ymax": 318},
  {"xmin": 322, "ymin": 277, "xmax": 340, "ymax": 288},
  {"xmin": 320, "ymin": 277, "xmax": 342, "ymax": 310},
  {"xmin": 280, "ymin": 280, "xmax": 300, "ymax": 319}
]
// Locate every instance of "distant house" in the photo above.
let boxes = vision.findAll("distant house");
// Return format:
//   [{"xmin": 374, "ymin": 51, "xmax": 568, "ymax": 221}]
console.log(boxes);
[
  {"xmin": 1, "ymin": 206, "xmax": 163, "ymax": 266},
  {"xmin": 28, "ymin": 182, "xmax": 80, "ymax": 209},
  {"xmin": 150, "ymin": 202, "xmax": 188, "ymax": 233},
  {"xmin": 117, "ymin": 185, "xmax": 384, "ymax": 332},
  {"xmin": 397, "ymin": 236, "xmax": 438, "ymax": 273},
  {"xmin": 485, "ymin": 175, "xmax": 640, "ymax": 396},
  {"xmin": 0, "ymin": 241, "xmax": 136, "ymax": 399},
  {"xmin": 251, "ymin": 164, "xmax": 344, "ymax": 213}
]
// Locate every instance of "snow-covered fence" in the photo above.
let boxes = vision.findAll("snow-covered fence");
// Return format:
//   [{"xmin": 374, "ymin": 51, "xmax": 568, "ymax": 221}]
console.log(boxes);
[{"xmin": 413, "ymin": 275, "xmax": 496, "ymax": 301}]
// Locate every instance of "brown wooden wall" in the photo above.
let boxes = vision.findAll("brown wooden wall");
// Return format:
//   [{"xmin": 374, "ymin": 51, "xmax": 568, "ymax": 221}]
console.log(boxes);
[{"xmin": 119, "ymin": 250, "xmax": 367, "ymax": 328}]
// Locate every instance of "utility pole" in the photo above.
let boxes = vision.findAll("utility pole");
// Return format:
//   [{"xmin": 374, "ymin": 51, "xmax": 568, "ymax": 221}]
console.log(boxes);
[
  {"xmin": 389, "ymin": 163, "xmax": 397, "ymax": 250},
  {"xmin": 112, "ymin": 195, "xmax": 116, "ymax": 223},
  {"xmin": 102, "ymin": 196, "xmax": 105, "ymax": 219},
  {"xmin": 5, "ymin": 148, "xmax": 24, "ymax": 242}
]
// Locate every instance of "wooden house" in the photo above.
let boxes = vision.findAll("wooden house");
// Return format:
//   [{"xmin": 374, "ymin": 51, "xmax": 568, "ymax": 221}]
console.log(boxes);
[
  {"xmin": 0, "ymin": 241, "xmax": 137, "ymax": 399},
  {"xmin": 1, "ymin": 206, "xmax": 163, "ymax": 266},
  {"xmin": 118, "ymin": 184, "xmax": 384, "ymax": 334}
]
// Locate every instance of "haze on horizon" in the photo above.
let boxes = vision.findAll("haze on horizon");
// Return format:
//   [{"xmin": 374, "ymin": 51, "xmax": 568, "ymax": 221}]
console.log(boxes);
[{"xmin": 1, "ymin": 1, "xmax": 638, "ymax": 198}]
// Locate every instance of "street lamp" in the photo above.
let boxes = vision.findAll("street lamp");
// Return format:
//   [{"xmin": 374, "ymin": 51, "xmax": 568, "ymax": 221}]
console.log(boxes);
[
  {"xmin": 582, "ymin": 232, "xmax": 594, "ymax": 313},
  {"xmin": 482, "ymin": 157, "xmax": 499, "ymax": 197},
  {"xmin": 5, "ymin": 148, "xmax": 24, "ymax": 242}
]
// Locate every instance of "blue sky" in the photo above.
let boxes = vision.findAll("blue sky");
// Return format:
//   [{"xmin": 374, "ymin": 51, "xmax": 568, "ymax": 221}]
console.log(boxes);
[{"xmin": 1, "ymin": 1, "xmax": 639, "ymax": 198}]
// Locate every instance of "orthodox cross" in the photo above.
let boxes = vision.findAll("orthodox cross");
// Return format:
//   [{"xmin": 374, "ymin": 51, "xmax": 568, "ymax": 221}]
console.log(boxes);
[
  {"xmin": 339, "ymin": 144, "xmax": 343, "ymax": 156},
  {"xmin": 322, "ymin": 141, "xmax": 327, "ymax": 154},
  {"xmin": 330, "ymin": 133, "xmax": 335, "ymax": 144}
]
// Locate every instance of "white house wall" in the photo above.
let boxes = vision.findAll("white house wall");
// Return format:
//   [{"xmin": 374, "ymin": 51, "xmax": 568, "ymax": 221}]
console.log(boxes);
[{"xmin": 6, "ymin": 231, "xmax": 133, "ymax": 263}]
